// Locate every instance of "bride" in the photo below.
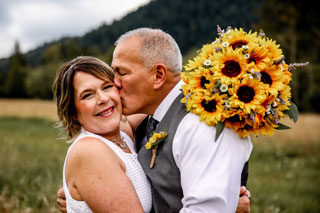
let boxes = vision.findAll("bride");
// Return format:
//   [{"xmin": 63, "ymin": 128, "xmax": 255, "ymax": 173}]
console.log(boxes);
[{"xmin": 53, "ymin": 56, "xmax": 151, "ymax": 212}]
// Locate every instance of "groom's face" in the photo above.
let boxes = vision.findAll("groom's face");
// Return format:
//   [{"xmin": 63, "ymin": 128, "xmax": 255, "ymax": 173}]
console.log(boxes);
[{"xmin": 112, "ymin": 37, "xmax": 155, "ymax": 116}]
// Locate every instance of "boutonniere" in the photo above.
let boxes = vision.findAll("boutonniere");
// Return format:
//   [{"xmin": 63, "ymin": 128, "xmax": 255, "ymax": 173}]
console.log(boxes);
[{"xmin": 145, "ymin": 130, "xmax": 168, "ymax": 168}]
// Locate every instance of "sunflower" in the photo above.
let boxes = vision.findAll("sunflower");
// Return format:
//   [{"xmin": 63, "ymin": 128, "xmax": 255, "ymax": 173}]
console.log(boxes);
[
  {"xmin": 184, "ymin": 43, "xmax": 216, "ymax": 71},
  {"xmin": 229, "ymin": 78, "xmax": 266, "ymax": 115},
  {"xmin": 277, "ymin": 85, "xmax": 291, "ymax": 112},
  {"xmin": 212, "ymin": 47, "xmax": 247, "ymax": 85},
  {"xmin": 247, "ymin": 42, "xmax": 271, "ymax": 71},
  {"xmin": 253, "ymin": 119, "xmax": 277, "ymax": 136},
  {"xmin": 187, "ymin": 90, "xmax": 227, "ymax": 126},
  {"xmin": 220, "ymin": 28, "xmax": 258, "ymax": 50},
  {"xmin": 259, "ymin": 63, "xmax": 287, "ymax": 96},
  {"xmin": 224, "ymin": 111, "xmax": 248, "ymax": 132},
  {"xmin": 182, "ymin": 43, "xmax": 218, "ymax": 85},
  {"xmin": 236, "ymin": 125, "xmax": 256, "ymax": 138},
  {"xmin": 263, "ymin": 38, "xmax": 284, "ymax": 61},
  {"xmin": 279, "ymin": 63, "xmax": 292, "ymax": 85},
  {"xmin": 185, "ymin": 67, "xmax": 215, "ymax": 92}
]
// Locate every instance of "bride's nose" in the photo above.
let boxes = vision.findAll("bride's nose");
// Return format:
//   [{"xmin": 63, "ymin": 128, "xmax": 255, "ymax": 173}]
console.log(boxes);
[{"xmin": 96, "ymin": 90, "xmax": 110, "ymax": 105}]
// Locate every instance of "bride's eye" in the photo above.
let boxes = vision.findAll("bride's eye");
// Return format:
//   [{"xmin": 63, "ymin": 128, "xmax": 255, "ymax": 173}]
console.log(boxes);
[
  {"xmin": 103, "ymin": 83, "xmax": 113, "ymax": 90},
  {"xmin": 81, "ymin": 93, "xmax": 92, "ymax": 100}
]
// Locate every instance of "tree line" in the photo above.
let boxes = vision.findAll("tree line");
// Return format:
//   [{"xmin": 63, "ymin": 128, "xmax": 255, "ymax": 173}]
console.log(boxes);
[{"xmin": 0, "ymin": 0, "xmax": 319, "ymax": 112}]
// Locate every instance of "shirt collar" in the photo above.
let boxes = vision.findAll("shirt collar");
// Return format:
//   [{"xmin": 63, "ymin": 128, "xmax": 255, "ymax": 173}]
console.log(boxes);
[{"xmin": 152, "ymin": 80, "xmax": 184, "ymax": 122}]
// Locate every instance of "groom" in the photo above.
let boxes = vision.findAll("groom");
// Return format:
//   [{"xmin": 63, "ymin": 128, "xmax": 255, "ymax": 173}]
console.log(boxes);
[
  {"xmin": 57, "ymin": 28, "xmax": 252, "ymax": 212},
  {"xmin": 112, "ymin": 28, "xmax": 252, "ymax": 212}
]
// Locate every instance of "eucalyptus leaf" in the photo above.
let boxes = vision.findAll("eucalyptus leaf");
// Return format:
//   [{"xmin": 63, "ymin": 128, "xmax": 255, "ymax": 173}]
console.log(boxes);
[
  {"xmin": 215, "ymin": 121, "xmax": 225, "ymax": 141},
  {"xmin": 213, "ymin": 81, "xmax": 222, "ymax": 89},
  {"xmin": 276, "ymin": 123, "xmax": 291, "ymax": 130},
  {"xmin": 286, "ymin": 100, "xmax": 299, "ymax": 123}
]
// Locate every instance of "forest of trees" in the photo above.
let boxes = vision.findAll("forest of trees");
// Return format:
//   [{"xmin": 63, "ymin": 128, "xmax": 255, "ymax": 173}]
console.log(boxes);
[{"xmin": 0, "ymin": 0, "xmax": 319, "ymax": 112}]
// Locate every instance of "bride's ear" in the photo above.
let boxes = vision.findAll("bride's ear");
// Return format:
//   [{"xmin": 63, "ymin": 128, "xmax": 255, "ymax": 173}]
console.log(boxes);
[{"xmin": 153, "ymin": 63, "xmax": 167, "ymax": 90}]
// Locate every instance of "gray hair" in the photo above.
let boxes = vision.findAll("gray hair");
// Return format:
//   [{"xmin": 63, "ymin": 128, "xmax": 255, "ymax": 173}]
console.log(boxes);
[{"xmin": 115, "ymin": 28, "xmax": 182, "ymax": 72}]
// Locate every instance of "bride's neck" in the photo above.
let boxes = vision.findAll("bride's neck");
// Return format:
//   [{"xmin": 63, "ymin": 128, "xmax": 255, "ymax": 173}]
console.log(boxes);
[{"xmin": 101, "ymin": 129, "xmax": 122, "ymax": 142}]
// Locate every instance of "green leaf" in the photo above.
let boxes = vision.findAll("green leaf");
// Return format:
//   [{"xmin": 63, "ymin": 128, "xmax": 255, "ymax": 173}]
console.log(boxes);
[
  {"xmin": 286, "ymin": 100, "xmax": 299, "ymax": 123},
  {"xmin": 213, "ymin": 81, "xmax": 222, "ymax": 89},
  {"xmin": 276, "ymin": 123, "xmax": 291, "ymax": 130},
  {"xmin": 215, "ymin": 121, "xmax": 225, "ymax": 141}
]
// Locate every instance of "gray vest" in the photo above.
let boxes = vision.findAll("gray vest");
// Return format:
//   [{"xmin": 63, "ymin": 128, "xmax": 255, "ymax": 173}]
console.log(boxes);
[{"xmin": 136, "ymin": 93, "xmax": 187, "ymax": 213}]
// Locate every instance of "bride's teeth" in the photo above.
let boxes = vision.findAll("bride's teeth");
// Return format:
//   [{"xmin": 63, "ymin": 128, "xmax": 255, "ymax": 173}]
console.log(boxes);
[{"xmin": 100, "ymin": 108, "xmax": 112, "ymax": 116}]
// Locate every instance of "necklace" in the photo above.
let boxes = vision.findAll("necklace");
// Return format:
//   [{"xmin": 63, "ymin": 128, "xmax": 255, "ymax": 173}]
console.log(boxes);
[{"xmin": 109, "ymin": 136, "xmax": 127, "ymax": 149}]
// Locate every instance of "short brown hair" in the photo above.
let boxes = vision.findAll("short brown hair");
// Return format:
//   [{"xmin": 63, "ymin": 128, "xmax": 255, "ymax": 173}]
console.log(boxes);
[{"xmin": 52, "ymin": 56, "xmax": 114, "ymax": 140}]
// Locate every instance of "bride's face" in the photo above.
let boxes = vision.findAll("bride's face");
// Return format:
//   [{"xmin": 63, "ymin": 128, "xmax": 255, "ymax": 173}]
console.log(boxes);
[{"xmin": 73, "ymin": 71, "xmax": 122, "ymax": 137}]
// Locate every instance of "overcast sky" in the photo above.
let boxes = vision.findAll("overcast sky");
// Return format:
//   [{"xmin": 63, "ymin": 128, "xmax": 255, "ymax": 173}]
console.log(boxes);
[{"xmin": 0, "ymin": 0, "xmax": 150, "ymax": 59}]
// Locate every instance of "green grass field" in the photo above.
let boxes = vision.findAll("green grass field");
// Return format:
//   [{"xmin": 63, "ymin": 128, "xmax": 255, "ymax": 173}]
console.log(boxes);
[
  {"xmin": 0, "ymin": 114, "xmax": 320, "ymax": 212},
  {"xmin": 0, "ymin": 117, "xmax": 68, "ymax": 213}
]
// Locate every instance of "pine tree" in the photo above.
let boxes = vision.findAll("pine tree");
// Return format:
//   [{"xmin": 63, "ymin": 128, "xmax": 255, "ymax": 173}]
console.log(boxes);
[{"xmin": 3, "ymin": 41, "xmax": 28, "ymax": 98}]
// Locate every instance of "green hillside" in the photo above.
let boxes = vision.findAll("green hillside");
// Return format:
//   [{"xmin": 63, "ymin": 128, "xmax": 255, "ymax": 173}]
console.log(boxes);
[{"xmin": 1, "ymin": 0, "xmax": 319, "ymax": 112}]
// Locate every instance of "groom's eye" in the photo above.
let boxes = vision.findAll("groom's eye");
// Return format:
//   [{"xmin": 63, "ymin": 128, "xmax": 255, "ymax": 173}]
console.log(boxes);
[
  {"xmin": 115, "ymin": 69, "xmax": 127, "ymax": 76},
  {"xmin": 118, "ymin": 71, "xmax": 127, "ymax": 76}
]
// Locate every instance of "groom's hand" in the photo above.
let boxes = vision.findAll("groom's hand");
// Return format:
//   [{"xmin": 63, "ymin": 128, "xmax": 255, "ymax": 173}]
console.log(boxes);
[
  {"xmin": 236, "ymin": 186, "xmax": 251, "ymax": 213},
  {"xmin": 57, "ymin": 187, "xmax": 67, "ymax": 213}
]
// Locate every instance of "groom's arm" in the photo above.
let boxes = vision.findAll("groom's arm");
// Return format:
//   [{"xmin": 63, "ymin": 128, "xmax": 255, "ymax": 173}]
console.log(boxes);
[
  {"xmin": 57, "ymin": 188, "xmax": 67, "ymax": 213},
  {"xmin": 173, "ymin": 113, "xmax": 253, "ymax": 212},
  {"xmin": 237, "ymin": 186, "xmax": 251, "ymax": 213},
  {"xmin": 120, "ymin": 114, "xmax": 147, "ymax": 139}
]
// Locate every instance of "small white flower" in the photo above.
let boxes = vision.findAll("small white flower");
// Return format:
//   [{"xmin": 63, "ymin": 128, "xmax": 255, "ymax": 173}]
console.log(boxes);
[
  {"xmin": 249, "ymin": 74, "xmax": 254, "ymax": 80},
  {"xmin": 242, "ymin": 45, "xmax": 249, "ymax": 50},
  {"xmin": 225, "ymin": 100, "xmax": 230, "ymax": 108},
  {"xmin": 222, "ymin": 41, "xmax": 229, "ymax": 48},
  {"xmin": 280, "ymin": 64, "xmax": 284, "ymax": 70},
  {"xmin": 266, "ymin": 105, "xmax": 272, "ymax": 114},
  {"xmin": 272, "ymin": 101, "xmax": 277, "ymax": 107},
  {"xmin": 204, "ymin": 59, "xmax": 211, "ymax": 66},
  {"xmin": 220, "ymin": 84, "xmax": 228, "ymax": 93},
  {"xmin": 250, "ymin": 69, "xmax": 255, "ymax": 74},
  {"xmin": 244, "ymin": 53, "xmax": 250, "ymax": 59},
  {"xmin": 255, "ymin": 72, "xmax": 261, "ymax": 80},
  {"xmin": 185, "ymin": 92, "xmax": 193, "ymax": 104}
]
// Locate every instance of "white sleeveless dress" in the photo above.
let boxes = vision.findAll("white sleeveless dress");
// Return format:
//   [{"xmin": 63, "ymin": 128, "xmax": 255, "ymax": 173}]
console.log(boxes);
[{"xmin": 62, "ymin": 130, "xmax": 152, "ymax": 212}]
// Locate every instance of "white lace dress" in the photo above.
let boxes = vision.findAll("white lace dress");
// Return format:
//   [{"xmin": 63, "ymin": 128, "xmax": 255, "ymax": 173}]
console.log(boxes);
[{"xmin": 62, "ymin": 130, "xmax": 152, "ymax": 212}]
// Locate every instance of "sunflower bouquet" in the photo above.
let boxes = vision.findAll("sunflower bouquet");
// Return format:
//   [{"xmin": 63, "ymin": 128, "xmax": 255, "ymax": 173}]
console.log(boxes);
[{"xmin": 181, "ymin": 26, "xmax": 308, "ymax": 140}]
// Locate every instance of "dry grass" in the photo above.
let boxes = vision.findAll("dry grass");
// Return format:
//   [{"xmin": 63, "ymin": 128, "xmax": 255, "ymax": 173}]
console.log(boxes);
[
  {"xmin": 1, "ymin": 98, "xmax": 319, "ymax": 143},
  {"xmin": 0, "ymin": 99, "xmax": 58, "ymax": 122},
  {"xmin": 251, "ymin": 114, "xmax": 320, "ymax": 144}
]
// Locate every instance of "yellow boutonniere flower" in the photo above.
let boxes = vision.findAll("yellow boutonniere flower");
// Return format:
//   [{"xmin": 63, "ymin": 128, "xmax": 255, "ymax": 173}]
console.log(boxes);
[
  {"xmin": 145, "ymin": 131, "xmax": 168, "ymax": 150},
  {"xmin": 145, "ymin": 130, "xmax": 168, "ymax": 168}
]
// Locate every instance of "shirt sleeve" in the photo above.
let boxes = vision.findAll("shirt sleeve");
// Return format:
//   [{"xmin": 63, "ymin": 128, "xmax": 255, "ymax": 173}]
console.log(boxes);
[{"xmin": 172, "ymin": 113, "xmax": 253, "ymax": 213}]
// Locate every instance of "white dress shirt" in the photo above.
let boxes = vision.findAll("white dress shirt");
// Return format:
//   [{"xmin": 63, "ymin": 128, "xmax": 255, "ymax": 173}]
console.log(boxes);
[{"xmin": 153, "ymin": 80, "xmax": 253, "ymax": 213}]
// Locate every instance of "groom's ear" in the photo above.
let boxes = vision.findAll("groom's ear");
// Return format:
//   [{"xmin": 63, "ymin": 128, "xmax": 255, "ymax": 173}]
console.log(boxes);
[{"xmin": 153, "ymin": 63, "xmax": 167, "ymax": 90}]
